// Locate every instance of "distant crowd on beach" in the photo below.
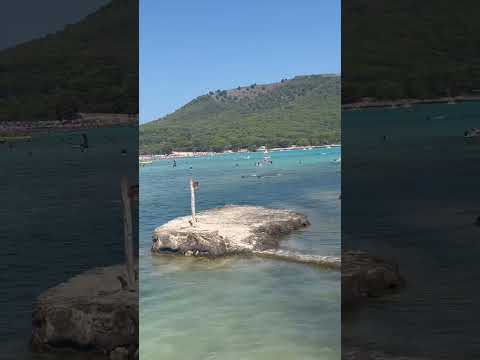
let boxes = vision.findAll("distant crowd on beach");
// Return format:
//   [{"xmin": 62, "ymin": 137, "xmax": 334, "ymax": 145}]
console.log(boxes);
[{"xmin": 140, "ymin": 144, "xmax": 341, "ymax": 161}]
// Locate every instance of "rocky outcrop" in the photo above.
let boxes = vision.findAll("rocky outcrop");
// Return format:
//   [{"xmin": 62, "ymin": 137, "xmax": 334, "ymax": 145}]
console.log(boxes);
[
  {"xmin": 151, "ymin": 205, "xmax": 341, "ymax": 268},
  {"xmin": 342, "ymin": 250, "xmax": 405, "ymax": 306},
  {"xmin": 152, "ymin": 205, "xmax": 343, "ymax": 267},
  {"xmin": 152, "ymin": 205, "xmax": 310, "ymax": 255},
  {"xmin": 31, "ymin": 264, "xmax": 138, "ymax": 359}
]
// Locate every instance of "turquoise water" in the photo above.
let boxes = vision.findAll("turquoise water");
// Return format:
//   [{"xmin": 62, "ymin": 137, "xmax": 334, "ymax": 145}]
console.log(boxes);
[
  {"xmin": 342, "ymin": 102, "xmax": 480, "ymax": 357},
  {"xmin": 0, "ymin": 127, "xmax": 137, "ymax": 359},
  {"xmin": 140, "ymin": 148, "xmax": 341, "ymax": 360}
]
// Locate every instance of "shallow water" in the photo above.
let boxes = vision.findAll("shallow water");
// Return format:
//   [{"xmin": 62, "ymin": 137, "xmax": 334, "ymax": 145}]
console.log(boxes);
[
  {"xmin": 343, "ymin": 102, "xmax": 480, "ymax": 358},
  {"xmin": 0, "ymin": 127, "xmax": 137, "ymax": 359},
  {"xmin": 140, "ymin": 148, "xmax": 341, "ymax": 360}
]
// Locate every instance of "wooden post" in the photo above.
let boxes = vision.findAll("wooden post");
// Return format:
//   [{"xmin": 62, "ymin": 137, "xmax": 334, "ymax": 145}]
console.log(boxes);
[
  {"xmin": 121, "ymin": 177, "xmax": 135, "ymax": 290},
  {"xmin": 190, "ymin": 177, "xmax": 196, "ymax": 225}
]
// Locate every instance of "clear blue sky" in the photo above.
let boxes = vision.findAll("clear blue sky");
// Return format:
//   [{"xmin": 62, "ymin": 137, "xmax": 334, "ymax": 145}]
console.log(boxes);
[
  {"xmin": 140, "ymin": 0, "xmax": 340, "ymax": 123},
  {"xmin": 1, "ymin": 0, "xmax": 109, "ymax": 50}
]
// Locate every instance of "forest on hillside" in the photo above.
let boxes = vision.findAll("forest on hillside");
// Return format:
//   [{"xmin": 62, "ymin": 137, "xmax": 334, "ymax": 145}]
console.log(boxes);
[
  {"xmin": 140, "ymin": 75, "xmax": 340, "ymax": 154},
  {"xmin": 0, "ymin": 0, "xmax": 138, "ymax": 121},
  {"xmin": 342, "ymin": 0, "xmax": 480, "ymax": 103}
]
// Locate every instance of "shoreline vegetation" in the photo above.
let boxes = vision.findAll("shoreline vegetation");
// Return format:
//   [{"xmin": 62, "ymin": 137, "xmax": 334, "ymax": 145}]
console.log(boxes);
[
  {"xmin": 342, "ymin": 95, "xmax": 480, "ymax": 111},
  {"xmin": 0, "ymin": 113, "xmax": 138, "ymax": 136},
  {"xmin": 139, "ymin": 143, "xmax": 340, "ymax": 160}
]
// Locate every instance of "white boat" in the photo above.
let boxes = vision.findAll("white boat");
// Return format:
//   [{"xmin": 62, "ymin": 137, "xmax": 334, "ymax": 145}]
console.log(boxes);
[{"xmin": 140, "ymin": 160, "xmax": 153, "ymax": 166}]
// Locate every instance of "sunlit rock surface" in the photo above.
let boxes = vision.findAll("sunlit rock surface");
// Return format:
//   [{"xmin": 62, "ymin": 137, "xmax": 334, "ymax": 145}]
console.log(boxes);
[{"xmin": 152, "ymin": 205, "xmax": 310, "ymax": 256}]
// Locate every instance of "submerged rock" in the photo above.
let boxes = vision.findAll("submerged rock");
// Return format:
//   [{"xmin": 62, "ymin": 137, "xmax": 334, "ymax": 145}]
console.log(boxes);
[
  {"xmin": 342, "ymin": 250, "xmax": 405, "ymax": 306},
  {"xmin": 257, "ymin": 248, "xmax": 341, "ymax": 269},
  {"xmin": 31, "ymin": 264, "xmax": 138, "ymax": 359},
  {"xmin": 343, "ymin": 347, "xmax": 428, "ymax": 360}
]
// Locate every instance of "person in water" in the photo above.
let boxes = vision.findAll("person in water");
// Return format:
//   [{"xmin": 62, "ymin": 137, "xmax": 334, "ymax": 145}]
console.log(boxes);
[
  {"xmin": 173, "ymin": 160, "xmax": 177, "ymax": 168},
  {"xmin": 80, "ymin": 133, "xmax": 89, "ymax": 152}
]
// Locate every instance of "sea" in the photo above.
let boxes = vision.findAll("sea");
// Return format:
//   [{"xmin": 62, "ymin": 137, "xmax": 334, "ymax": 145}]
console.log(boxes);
[
  {"xmin": 139, "ymin": 147, "xmax": 341, "ymax": 360},
  {"xmin": 342, "ymin": 102, "xmax": 480, "ymax": 358},
  {"xmin": 0, "ymin": 127, "xmax": 138, "ymax": 359}
]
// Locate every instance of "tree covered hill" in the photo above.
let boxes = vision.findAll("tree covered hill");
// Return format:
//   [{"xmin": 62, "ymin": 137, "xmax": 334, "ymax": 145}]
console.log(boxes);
[
  {"xmin": 0, "ymin": 0, "xmax": 138, "ymax": 121},
  {"xmin": 140, "ymin": 75, "xmax": 340, "ymax": 154},
  {"xmin": 343, "ymin": 0, "xmax": 480, "ymax": 103}
]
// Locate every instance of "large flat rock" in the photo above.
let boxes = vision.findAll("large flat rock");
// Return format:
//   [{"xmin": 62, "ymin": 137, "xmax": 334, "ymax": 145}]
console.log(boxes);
[
  {"xmin": 152, "ymin": 205, "xmax": 310, "ymax": 256},
  {"xmin": 31, "ymin": 264, "xmax": 138, "ymax": 359}
]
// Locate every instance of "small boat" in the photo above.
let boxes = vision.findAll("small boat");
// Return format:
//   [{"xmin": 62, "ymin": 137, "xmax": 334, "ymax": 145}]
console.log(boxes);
[
  {"xmin": 464, "ymin": 128, "xmax": 480, "ymax": 143},
  {"xmin": 140, "ymin": 160, "xmax": 153, "ymax": 166}
]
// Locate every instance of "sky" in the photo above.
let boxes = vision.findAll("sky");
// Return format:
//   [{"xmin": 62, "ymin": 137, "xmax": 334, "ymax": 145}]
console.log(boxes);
[
  {"xmin": 140, "ymin": 0, "xmax": 340, "ymax": 123},
  {"xmin": 1, "ymin": 0, "xmax": 109, "ymax": 50}
]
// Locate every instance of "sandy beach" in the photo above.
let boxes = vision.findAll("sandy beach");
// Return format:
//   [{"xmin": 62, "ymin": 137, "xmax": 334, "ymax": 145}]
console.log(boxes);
[{"xmin": 139, "ymin": 143, "xmax": 341, "ymax": 161}]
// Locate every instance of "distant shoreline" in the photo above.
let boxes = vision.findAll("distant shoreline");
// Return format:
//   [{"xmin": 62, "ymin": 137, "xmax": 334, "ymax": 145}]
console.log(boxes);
[
  {"xmin": 342, "ymin": 95, "xmax": 480, "ymax": 111},
  {"xmin": 0, "ymin": 113, "xmax": 138, "ymax": 136},
  {"xmin": 140, "ymin": 144, "xmax": 341, "ymax": 160}
]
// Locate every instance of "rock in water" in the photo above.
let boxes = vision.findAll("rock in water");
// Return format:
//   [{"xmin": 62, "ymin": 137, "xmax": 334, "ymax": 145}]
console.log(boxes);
[
  {"xmin": 342, "ymin": 250, "xmax": 405, "ymax": 306},
  {"xmin": 152, "ymin": 205, "xmax": 310, "ymax": 256},
  {"xmin": 31, "ymin": 265, "xmax": 138, "ymax": 358}
]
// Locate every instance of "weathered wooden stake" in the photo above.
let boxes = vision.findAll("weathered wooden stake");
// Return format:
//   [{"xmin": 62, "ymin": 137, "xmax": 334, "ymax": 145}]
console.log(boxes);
[
  {"xmin": 190, "ymin": 177, "xmax": 196, "ymax": 225},
  {"xmin": 121, "ymin": 176, "xmax": 135, "ymax": 290}
]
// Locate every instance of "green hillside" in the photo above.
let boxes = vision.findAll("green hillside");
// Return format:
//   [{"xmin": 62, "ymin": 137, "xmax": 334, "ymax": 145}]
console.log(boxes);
[
  {"xmin": 0, "ymin": 0, "xmax": 138, "ymax": 121},
  {"xmin": 140, "ymin": 75, "xmax": 340, "ymax": 154},
  {"xmin": 343, "ymin": 0, "xmax": 480, "ymax": 103}
]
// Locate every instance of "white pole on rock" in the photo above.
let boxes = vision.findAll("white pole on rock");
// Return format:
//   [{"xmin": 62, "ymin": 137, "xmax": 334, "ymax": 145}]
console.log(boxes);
[
  {"xmin": 121, "ymin": 176, "xmax": 135, "ymax": 290},
  {"xmin": 190, "ymin": 177, "xmax": 197, "ymax": 225}
]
